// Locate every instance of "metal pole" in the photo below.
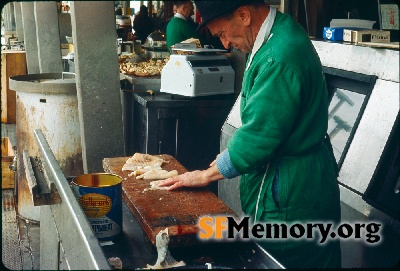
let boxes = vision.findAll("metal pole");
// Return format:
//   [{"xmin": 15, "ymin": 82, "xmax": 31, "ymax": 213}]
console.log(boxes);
[
  {"xmin": 304, "ymin": 0, "xmax": 310, "ymax": 35},
  {"xmin": 377, "ymin": 0, "xmax": 382, "ymax": 30}
]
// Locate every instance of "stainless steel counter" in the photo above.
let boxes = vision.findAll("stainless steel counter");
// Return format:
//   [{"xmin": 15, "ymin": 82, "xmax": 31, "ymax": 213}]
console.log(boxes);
[
  {"xmin": 33, "ymin": 129, "xmax": 283, "ymax": 269},
  {"xmin": 120, "ymin": 73, "xmax": 161, "ymax": 91}
]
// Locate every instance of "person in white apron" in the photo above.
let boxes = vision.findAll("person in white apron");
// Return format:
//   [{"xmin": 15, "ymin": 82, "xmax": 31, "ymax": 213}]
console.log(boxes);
[{"xmin": 159, "ymin": 1, "xmax": 341, "ymax": 268}]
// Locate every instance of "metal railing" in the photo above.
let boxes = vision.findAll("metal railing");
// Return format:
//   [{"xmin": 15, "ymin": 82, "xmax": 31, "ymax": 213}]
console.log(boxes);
[{"xmin": 34, "ymin": 129, "xmax": 110, "ymax": 270}]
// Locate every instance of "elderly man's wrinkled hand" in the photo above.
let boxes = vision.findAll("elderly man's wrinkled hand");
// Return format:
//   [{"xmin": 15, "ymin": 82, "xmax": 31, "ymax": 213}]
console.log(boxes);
[{"xmin": 158, "ymin": 170, "xmax": 210, "ymax": 191}]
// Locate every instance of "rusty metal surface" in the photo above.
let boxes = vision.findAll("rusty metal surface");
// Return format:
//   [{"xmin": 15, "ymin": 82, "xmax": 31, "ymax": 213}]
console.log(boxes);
[
  {"xmin": 22, "ymin": 150, "xmax": 61, "ymax": 206},
  {"xmin": 102, "ymin": 155, "xmax": 237, "ymax": 248},
  {"xmin": 14, "ymin": 74, "xmax": 83, "ymax": 220},
  {"xmin": 15, "ymin": 91, "xmax": 83, "ymax": 177}
]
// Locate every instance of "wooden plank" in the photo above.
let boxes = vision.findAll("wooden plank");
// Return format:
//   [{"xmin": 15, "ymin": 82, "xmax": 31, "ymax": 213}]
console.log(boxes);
[
  {"xmin": 2, "ymin": 159, "xmax": 14, "ymax": 189},
  {"xmin": 2, "ymin": 137, "xmax": 15, "ymax": 189},
  {"xmin": 103, "ymin": 155, "xmax": 236, "ymax": 248},
  {"xmin": 1, "ymin": 51, "xmax": 27, "ymax": 123},
  {"xmin": 1, "ymin": 137, "xmax": 14, "ymax": 156}
]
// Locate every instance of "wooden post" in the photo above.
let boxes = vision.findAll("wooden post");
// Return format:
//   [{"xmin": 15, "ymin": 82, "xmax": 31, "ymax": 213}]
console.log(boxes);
[{"xmin": 1, "ymin": 51, "xmax": 27, "ymax": 123}]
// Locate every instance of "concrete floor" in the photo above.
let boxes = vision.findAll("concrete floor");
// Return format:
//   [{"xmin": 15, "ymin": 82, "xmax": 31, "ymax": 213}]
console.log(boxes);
[
  {"xmin": 2, "ymin": 189, "xmax": 41, "ymax": 270},
  {"xmin": 2, "ymin": 189, "xmax": 22, "ymax": 270}
]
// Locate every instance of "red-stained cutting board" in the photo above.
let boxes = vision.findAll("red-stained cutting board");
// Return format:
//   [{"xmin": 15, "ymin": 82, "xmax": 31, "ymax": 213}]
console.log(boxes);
[{"xmin": 102, "ymin": 155, "xmax": 237, "ymax": 248}]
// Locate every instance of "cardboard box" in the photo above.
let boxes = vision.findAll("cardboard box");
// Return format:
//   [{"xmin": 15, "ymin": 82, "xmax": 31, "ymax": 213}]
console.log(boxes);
[
  {"xmin": 343, "ymin": 29, "xmax": 354, "ymax": 42},
  {"xmin": 342, "ymin": 28, "xmax": 364, "ymax": 42},
  {"xmin": 343, "ymin": 29, "xmax": 390, "ymax": 43},
  {"xmin": 323, "ymin": 27, "xmax": 344, "ymax": 41}
]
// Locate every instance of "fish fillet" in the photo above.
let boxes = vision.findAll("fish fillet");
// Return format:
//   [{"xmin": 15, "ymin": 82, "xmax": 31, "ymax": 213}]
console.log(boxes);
[
  {"xmin": 127, "ymin": 166, "xmax": 163, "ymax": 177},
  {"xmin": 122, "ymin": 153, "xmax": 166, "ymax": 171},
  {"xmin": 136, "ymin": 169, "xmax": 178, "ymax": 180}
]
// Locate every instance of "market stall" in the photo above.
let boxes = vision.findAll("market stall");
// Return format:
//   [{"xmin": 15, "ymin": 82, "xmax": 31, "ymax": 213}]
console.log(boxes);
[{"xmin": 1, "ymin": 1, "xmax": 399, "ymax": 270}]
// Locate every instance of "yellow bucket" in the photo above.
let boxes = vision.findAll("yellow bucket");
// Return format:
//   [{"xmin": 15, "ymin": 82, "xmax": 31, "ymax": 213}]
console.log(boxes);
[{"xmin": 71, "ymin": 173, "xmax": 122, "ymax": 241}]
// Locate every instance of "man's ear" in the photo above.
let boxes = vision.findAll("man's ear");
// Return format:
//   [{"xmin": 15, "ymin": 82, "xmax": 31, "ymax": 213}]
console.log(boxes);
[{"xmin": 236, "ymin": 6, "xmax": 251, "ymax": 26}]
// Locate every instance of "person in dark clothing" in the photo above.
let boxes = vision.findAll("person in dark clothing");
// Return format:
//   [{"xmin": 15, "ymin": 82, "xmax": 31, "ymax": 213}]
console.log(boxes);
[
  {"xmin": 115, "ymin": 6, "xmax": 122, "ymax": 16},
  {"xmin": 133, "ymin": 5, "xmax": 154, "ymax": 43}
]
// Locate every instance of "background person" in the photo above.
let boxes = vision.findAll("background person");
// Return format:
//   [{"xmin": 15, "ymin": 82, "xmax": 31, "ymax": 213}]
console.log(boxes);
[
  {"xmin": 115, "ymin": 5, "xmax": 122, "ymax": 16},
  {"xmin": 166, "ymin": 1, "xmax": 203, "ymax": 49},
  {"xmin": 133, "ymin": 5, "xmax": 154, "ymax": 44},
  {"xmin": 159, "ymin": 0, "xmax": 342, "ymax": 268}
]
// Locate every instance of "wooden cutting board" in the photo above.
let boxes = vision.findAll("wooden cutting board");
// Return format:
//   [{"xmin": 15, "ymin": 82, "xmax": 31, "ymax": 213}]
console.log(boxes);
[{"xmin": 102, "ymin": 155, "xmax": 236, "ymax": 248}]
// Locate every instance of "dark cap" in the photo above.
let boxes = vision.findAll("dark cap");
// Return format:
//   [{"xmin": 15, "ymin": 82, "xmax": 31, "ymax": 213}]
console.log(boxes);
[{"xmin": 194, "ymin": 0, "xmax": 261, "ymax": 30}]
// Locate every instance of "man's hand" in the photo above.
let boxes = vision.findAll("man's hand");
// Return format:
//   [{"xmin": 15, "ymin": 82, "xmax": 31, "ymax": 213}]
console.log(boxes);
[{"xmin": 158, "ymin": 163, "xmax": 224, "ymax": 191}]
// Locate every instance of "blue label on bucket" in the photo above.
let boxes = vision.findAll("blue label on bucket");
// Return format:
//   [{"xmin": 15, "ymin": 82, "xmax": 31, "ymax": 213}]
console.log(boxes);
[
  {"xmin": 89, "ymin": 217, "xmax": 121, "ymax": 238},
  {"xmin": 72, "ymin": 184, "xmax": 122, "ymax": 241}
]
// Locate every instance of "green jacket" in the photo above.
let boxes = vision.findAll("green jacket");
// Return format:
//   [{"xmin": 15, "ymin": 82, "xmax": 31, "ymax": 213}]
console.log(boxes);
[
  {"xmin": 227, "ymin": 11, "xmax": 341, "ymax": 269},
  {"xmin": 166, "ymin": 17, "xmax": 201, "ymax": 48}
]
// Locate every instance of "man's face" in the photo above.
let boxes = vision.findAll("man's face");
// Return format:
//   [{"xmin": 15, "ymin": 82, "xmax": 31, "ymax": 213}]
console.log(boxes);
[
  {"xmin": 206, "ymin": 12, "xmax": 253, "ymax": 53},
  {"xmin": 182, "ymin": 2, "xmax": 194, "ymax": 19}
]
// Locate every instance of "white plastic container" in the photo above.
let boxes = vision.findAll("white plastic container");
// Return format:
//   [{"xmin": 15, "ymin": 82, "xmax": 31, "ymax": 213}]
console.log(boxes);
[{"xmin": 330, "ymin": 19, "xmax": 376, "ymax": 29}]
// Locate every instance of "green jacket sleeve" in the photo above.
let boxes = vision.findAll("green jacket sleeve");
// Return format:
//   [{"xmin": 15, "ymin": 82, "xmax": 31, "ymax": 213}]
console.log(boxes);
[
  {"xmin": 228, "ymin": 60, "xmax": 302, "ymax": 174},
  {"xmin": 166, "ymin": 18, "xmax": 203, "ymax": 48}
]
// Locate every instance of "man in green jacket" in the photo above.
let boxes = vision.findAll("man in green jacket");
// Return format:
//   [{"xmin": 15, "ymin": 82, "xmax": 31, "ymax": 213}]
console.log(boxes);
[
  {"xmin": 166, "ymin": 1, "xmax": 201, "ymax": 49},
  {"xmin": 159, "ymin": 0, "xmax": 341, "ymax": 268}
]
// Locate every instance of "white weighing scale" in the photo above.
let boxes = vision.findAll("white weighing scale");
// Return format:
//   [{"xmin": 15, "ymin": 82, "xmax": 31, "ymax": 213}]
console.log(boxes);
[{"xmin": 161, "ymin": 45, "xmax": 235, "ymax": 97}]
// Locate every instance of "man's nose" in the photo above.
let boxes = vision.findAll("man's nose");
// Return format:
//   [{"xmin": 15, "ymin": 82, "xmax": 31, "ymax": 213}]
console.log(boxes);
[{"xmin": 220, "ymin": 38, "xmax": 231, "ymax": 50}]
